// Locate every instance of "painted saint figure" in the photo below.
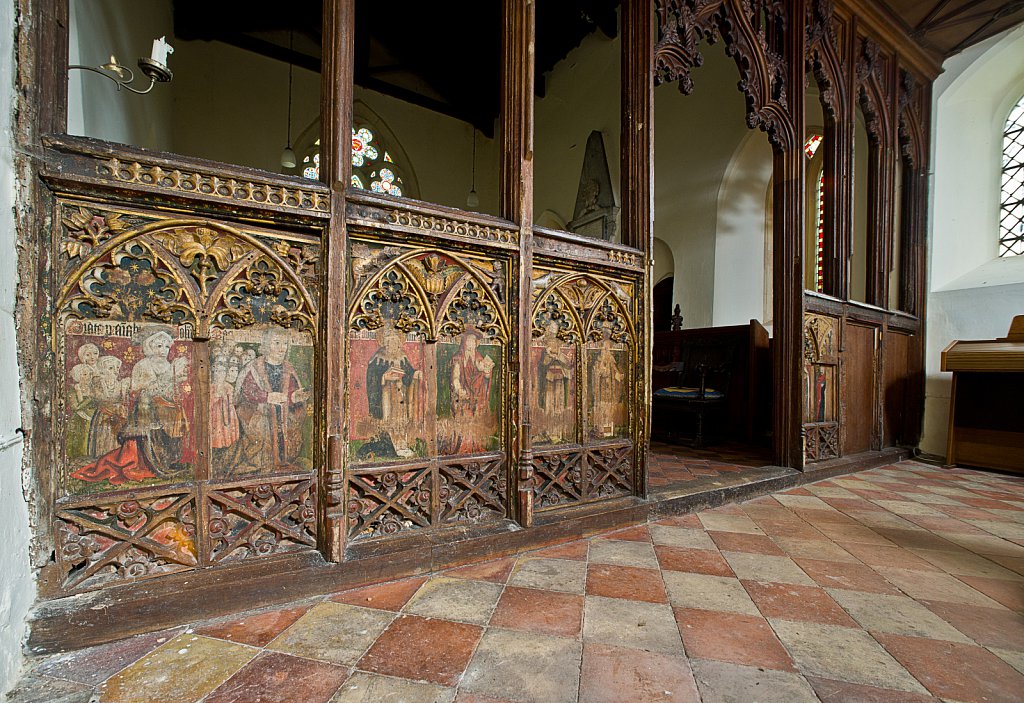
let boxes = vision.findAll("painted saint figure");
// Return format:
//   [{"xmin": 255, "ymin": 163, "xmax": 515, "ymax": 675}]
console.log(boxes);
[
  {"xmin": 71, "ymin": 329, "xmax": 190, "ymax": 485},
  {"xmin": 451, "ymin": 327, "xmax": 495, "ymax": 420},
  {"xmin": 590, "ymin": 332, "xmax": 625, "ymax": 438},
  {"xmin": 535, "ymin": 321, "xmax": 574, "ymax": 445},
  {"xmin": 210, "ymin": 354, "xmax": 241, "ymax": 451},
  {"xmin": 67, "ymin": 342, "xmax": 101, "ymax": 459},
  {"xmin": 87, "ymin": 355, "xmax": 128, "ymax": 456},
  {"xmin": 234, "ymin": 328, "xmax": 309, "ymax": 471},
  {"xmin": 364, "ymin": 325, "xmax": 421, "ymax": 459}
]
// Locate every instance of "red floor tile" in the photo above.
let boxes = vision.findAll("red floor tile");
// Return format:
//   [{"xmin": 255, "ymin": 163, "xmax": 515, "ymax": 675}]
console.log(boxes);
[
  {"xmin": 530, "ymin": 540, "xmax": 590, "ymax": 560},
  {"xmin": 805, "ymin": 676, "xmax": 939, "ymax": 702},
  {"xmin": 875, "ymin": 633, "xmax": 1024, "ymax": 703},
  {"xmin": 446, "ymin": 558, "xmax": 516, "ymax": 583},
  {"xmin": 922, "ymin": 600, "xmax": 1024, "ymax": 651},
  {"xmin": 653, "ymin": 514, "xmax": 702, "ymax": 528},
  {"xmin": 597, "ymin": 525, "xmax": 652, "ymax": 542},
  {"xmin": 708, "ymin": 531, "xmax": 786, "ymax": 556},
  {"xmin": 357, "ymin": 614, "xmax": 483, "ymax": 686},
  {"xmin": 956, "ymin": 574, "xmax": 1024, "ymax": 612},
  {"xmin": 673, "ymin": 608, "xmax": 795, "ymax": 672},
  {"xmin": 794, "ymin": 558, "xmax": 903, "ymax": 594},
  {"xmin": 204, "ymin": 652, "xmax": 349, "ymax": 703},
  {"xmin": 330, "ymin": 576, "xmax": 427, "ymax": 611},
  {"xmin": 195, "ymin": 605, "xmax": 312, "ymax": 648},
  {"xmin": 655, "ymin": 545, "xmax": 734, "ymax": 577},
  {"xmin": 489, "ymin": 586, "xmax": 585, "ymax": 638},
  {"xmin": 742, "ymin": 581, "xmax": 858, "ymax": 627},
  {"xmin": 586, "ymin": 564, "xmax": 668, "ymax": 604},
  {"xmin": 578, "ymin": 642, "xmax": 700, "ymax": 703}
]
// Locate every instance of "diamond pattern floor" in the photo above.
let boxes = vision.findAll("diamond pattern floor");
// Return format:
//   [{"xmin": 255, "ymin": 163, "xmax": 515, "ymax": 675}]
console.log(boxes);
[{"xmin": 10, "ymin": 461, "xmax": 1024, "ymax": 703}]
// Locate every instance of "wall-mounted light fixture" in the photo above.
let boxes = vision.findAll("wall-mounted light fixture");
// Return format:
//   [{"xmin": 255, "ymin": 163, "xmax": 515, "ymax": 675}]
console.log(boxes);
[{"xmin": 69, "ymin": 36, "xmax": 174, "ymax": 95}]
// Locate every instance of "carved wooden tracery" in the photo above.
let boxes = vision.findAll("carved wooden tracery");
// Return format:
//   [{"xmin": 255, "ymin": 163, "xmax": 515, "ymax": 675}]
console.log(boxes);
[
  {"xmin": 51, "ymin": 200, "xmax": 322, "ymax": 592},
  {"xmin": 655, "ymin": 0, "xmax": 796, "ymax": 150},
  {"xmin": 802, "ymin": 312, "xmax": 840, "ymax": 462}
]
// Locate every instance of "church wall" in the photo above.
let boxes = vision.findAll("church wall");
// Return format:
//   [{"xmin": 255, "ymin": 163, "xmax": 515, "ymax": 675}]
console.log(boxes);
[
  {"xmin": 0, "ymin": 0, "xmax": 33, "ymax": 694},
  {"xmin": 67, "ymin": 0, "xmax": 175, "ymax": 152},
  {"xmin": 713, "ymin": 129, "xmax": 773, "ymax": 329},
  {"xmin": 921, "ymin": 25, "xmax": 1024, "ymax": 457},
  {"xmin": 533, "ymin": 24, "xmax": 622, "ymax": 231},
  {"xmin": 654, "ymin": 42, "xmax": 756, "ymax": 329}
]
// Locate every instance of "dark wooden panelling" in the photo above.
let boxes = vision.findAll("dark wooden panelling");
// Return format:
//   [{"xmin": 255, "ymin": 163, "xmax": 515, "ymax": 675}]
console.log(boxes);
[
  {"xmin": 882, "ymin": 330, "xmax": 910, "ymax": 446},
  {"xmin": 842, "ymin": 322, "xmax": 876, "ymax": 454}
]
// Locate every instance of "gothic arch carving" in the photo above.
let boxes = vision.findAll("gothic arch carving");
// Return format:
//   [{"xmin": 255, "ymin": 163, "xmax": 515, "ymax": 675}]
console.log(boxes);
[
  {"xmin": 56, "ymin": 219, "xmax": 319, "ymax": 339},
  {"xmin": 654, "ymin": 0, "xmax": 796, "ymax": 151},
  {"xmin": 348, "ymin": 249, "xmax": 511, "ymax": 342},
  {"xmin": 855, "ymin": 37, "xmax": 891, "ymax": 147},
  {"xmin": 805, "ymin": 0, "xmax": 845, "ymax": 120}
]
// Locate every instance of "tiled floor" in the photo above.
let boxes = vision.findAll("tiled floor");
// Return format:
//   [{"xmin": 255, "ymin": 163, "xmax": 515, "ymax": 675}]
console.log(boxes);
[
  {"xmin": 10, "ymin": 461, "xmax": 1024, "ymax": 703},
  {"xmin": 648, "ymin": 440, "xmax": 772, "ymax": 492}
]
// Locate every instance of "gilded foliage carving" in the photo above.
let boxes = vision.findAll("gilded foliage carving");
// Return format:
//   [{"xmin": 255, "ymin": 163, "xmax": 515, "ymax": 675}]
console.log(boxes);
[
  {"xmin": 439, "ymin": 278, "xmax": 503, "ymax": 341},
  {"xmin": 61, "ymin": 207, "xmax": 132, "ymax": 260},
  {"xmin": 99, "ymin": 157, "xmax": 331, "ymax": 213},
  {"xmin": 804, "ymin": 313, "xmax": 837, "ymax": 364},
  {"xmin": 215, "ymin": 255, "xmax": 317, "ymax": 333},
  {"xmin": 351, "ymin": 267, "xmax": 431, "ymax": 336},
  {"xmin": 586, "ymin": 296, "xmax": 630, "ymax": 344},
  {"xmin": 532, "ymin": 292, "xmax": 579, "ymax": 343},
  {"xmin": 347, "ymin": 467, "xmax": 433, "ymax": 539},
  {"xmin": 55, "ymin": 493, "xmax": 198, "ymax": 591},
  {"xmin": 207, "ymin": 479, "xmax": 317, "ymax": 563},
  {"xmin": 439, "ymin": 457, "xmax": 507, "ymax": 523}
]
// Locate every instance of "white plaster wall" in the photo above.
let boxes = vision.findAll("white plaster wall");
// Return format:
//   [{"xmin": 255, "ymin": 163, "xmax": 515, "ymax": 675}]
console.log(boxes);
[
  {"xmin": 68, "ymin": 0, "xmax": 175, "ymax": 151},
  {"xmin": 654, "ymin": 41, "xmax": 759, "ymax": 329},
  {"xmin": 534, "ymin": 24, "xmax": 621, "ymax": 229},
  {"xmin": 713, "ymin": 129, "xmax": 773, "ymax": 327},
  {"xmin": 0, "ymin": 0, "xmax": 33, "ymax": 695},
  {"xmin": 920, "ymin": 24, "xmax": 1024, "ymax": 457},
  {"xmin": 653, "ymin": 237, "xmax": 674, "ymax": 284}
]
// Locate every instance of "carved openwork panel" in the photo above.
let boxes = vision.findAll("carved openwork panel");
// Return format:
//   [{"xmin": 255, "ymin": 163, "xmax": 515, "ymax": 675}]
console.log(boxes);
[
  {"xmin": 803, "ymin": 422, "xmax": 839, "ymax": 462},
  {"xmin": 345, "ymin": 233, "xmax": 513, "ymax": 541},
  {"xmin": 206, "ymin": 477, "xmax": 317, "ymax": 563},
  {"xmin": 530, "ymin": 265, "xmax": 639, "ymax": 508},
  {"xmin": 50, "ymin": 199, "xmax": 323, "ymax": 591},
  {"xmin": 54, "ymin": 490, "xmax": 197, "ymax": 591},
  {"xmin": 532, "ymin": 443, "xmax": 634, "ymax": 511},
  {"xmin": 803, "ymin": 313, "xmax": 840, "ymax": 462}
]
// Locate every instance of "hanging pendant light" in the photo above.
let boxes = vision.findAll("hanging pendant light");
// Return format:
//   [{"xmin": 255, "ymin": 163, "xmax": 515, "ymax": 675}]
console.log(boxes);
[
  {"xmin": 280, "ymin": 31, "xmax": 297, "ymax": 169},
  {"xmin": 466, "ymin": 128, "xmax": 479, "ymax": 209}
]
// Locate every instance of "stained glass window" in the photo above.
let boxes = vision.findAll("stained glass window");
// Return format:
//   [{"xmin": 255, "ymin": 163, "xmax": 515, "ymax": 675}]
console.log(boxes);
[
  {"xmin": 815, "ymin": 170, "xmax": 826, "ymax": 292},
  {"xmin": 1000, "ymin": 95, "xmax": 1024, "ymax": 257},
  {"xmin": 804, "ymin": 134, "xmax": 823, "ymax": 159},
  {"xmin": 301, "ymin": 127, "xmax": 405, "ymax": 198}
]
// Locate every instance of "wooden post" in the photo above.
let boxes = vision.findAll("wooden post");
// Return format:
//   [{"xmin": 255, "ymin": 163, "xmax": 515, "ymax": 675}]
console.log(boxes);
[
  {"xmin": 319, "ymin": 0, "xmax": 354, "ymax": 561},
  {"xmin": 502, "ymin": 0, "xmax": 535, "ymax": 527},
  {"xmin": 775, "ymin": 0, "xmax": 808, "ymax": 469},
  {"xmin": 621, "ymin": 0, "xmax": 654, "ymax": 496}
]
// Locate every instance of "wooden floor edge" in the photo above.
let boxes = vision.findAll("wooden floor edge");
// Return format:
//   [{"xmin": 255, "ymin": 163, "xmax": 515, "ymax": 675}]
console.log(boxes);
[{"xmin": 26, "ymin": 447, "xmax": 912, "ymax": 655}]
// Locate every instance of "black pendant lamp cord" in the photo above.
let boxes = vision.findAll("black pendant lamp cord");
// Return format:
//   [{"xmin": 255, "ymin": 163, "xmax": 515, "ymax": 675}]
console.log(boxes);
[{"xmin": 286, "ymin": 31, "xmax": 294, "ymax": 148}]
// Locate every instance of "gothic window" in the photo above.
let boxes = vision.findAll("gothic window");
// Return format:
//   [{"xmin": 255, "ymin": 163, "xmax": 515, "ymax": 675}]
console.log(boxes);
[
  {"xmin": 804, "ymin": 134, "xmax": 826, "ymax": 293},
  {"xmin": 301, "ymin": 125, "xmax": 407, "ymax": 198},
  {"xmin": 1000, "ymin": 94, "xmax": 1024, "ymax": 257}
]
